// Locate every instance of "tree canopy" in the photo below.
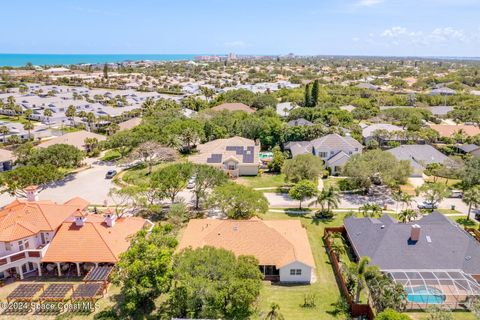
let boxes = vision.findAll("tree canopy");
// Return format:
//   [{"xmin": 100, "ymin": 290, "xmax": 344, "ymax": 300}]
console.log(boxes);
[
  {"xmin": 208, "ymin": 183, "xmax": 268, "ymax": 219},
  {"xmin": 282, "ymin": 154, "xmax": 325, "ymax": 183},
  {"xmin": 168, "ymin": 246, "xmax": 263, "ymax": 319}
]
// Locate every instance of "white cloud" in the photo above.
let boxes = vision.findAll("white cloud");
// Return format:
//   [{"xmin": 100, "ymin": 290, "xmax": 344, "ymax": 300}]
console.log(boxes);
[
  {"xmin": 357, "ymin": 0, "xmax": 384, "ymax": 7},
  {"xmin": 375, "ymin": 26, "xmax": 475, "ymax": 46}
]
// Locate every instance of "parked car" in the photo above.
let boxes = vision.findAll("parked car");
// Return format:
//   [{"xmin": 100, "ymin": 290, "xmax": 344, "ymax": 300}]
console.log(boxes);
[
  {"xmin": 474, "ymin": 209, "xmax": 480, "ymax": 221},
  {"xmin": 105, "ymin": 170, "xmax": 117, "ymax": 179},
  {"xmin": 187, "ymin": 176, "xmax": 196, "ymax": 189},
  {"xmin": 417, "ymin": 201, "xmax": 438, "ymax": 210},
  {"xmin": 449, "ymin": 190, "xmax": 463, "ymax": 198}
]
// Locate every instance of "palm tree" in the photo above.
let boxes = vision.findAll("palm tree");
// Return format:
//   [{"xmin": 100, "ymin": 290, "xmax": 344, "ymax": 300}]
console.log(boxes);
[
  {"xmin": 106, "ymin": 123, "xmax": 120, "ymax": 136},
  {"xmin": 23, "ymin": 121, "xmax": 34, "ymax": 140},
  {"xmin": 0, "ymin": 125, "xmax": 9, "ymax": 144},
  {"xmin": 265, "ymin": 303, "xmax": 284, "ymax": 320},
  {"xmin": 86, "ymin": 112, "xmax": 96, "ymax": 131},
  {"xmin": 309, "ymin": 186, "xmax": 340, "ymax": 212},
  {"xmin": 398, "ymin": 209, "xmax": 417, "ymax": 223},
  {"xmin": 355, "ymin": 257, "xmax": 371, "ymax": 303},
  {"xmin": 464, "ymin": 186, "xmax": 480, "ymax": 221},
  {"xmin": 43, "ymin": 108, "xmax": 53, "ymax": 127},
  {"xmin": 359, "ymin": 203, "xmax": 382, "ymax": 218},
  {"xmin": 66, "ymin": 105, "xmax": 77, "ymax": 126}
]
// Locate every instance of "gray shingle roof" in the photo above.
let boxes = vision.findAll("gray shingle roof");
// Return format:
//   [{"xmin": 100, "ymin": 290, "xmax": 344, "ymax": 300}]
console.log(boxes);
[
  {"xmin": 345, "ymin": 212, "xmax": 480, "ymax": 275},
  {"xmin": 387, "ymin": 144, "xmax": 448, "ymax": 169}
]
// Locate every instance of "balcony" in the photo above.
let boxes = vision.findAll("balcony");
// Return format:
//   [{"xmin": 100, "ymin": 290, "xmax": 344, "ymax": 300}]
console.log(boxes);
[{"xmin": 0, "ymin": 244, "xmax": 49, "ymax": 269}]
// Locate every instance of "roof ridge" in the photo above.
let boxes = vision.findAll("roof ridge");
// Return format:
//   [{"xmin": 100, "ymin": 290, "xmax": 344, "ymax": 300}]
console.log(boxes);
[{"xmin": 90, "ymin": 221, "xmax": 118, "ymax": 261}]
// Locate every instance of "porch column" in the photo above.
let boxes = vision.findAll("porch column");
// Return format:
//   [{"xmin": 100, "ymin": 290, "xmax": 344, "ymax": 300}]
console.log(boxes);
[
  {"xmin": 56, "ymin": 262, "xmax": 62, "ymax": 276},
  {"xmin": 16, "ymin": 266, "xmax": 24, "ymax": 280},
  {"xmin": 94, "ymin": 263, "xmax": 98, "ymax": 268},
  {"xmin": 76, "ymin": 263, "xmax": 81, "ymax": 276},
  {"xmin": 37, "ymin": 263, "xmax": 42, "ymax": 276}
]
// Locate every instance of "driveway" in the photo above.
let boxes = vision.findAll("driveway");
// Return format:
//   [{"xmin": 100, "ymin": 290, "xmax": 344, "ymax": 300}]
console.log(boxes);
[{"xmin": 0, "ymin": 160, "xmax": 119, "ymax": 207}]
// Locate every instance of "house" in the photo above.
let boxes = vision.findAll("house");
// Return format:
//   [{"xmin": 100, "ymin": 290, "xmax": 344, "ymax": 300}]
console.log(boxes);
[
  {"xmin": 284, "ymin": 134, "xmax": 363, "ymax": 174},
  {"xmin": 456, "ymin": 144, "xmax": 480, "ymax": 158},
  {"xmin": 117, "ymin": 117, "xmax": 142, "ymax": 131},
  {"xmin": 0, "ymin": 188, "xmax": 89, "ymax": 280},
  {"xmin": 344, "ymin": 212, "xmax": 480, "ymax": 280},
  {"xmin": 287, "ymin": 118, "xmax": 313, "ymax": 127},
  {"xmin": 36, "ymin": 130, "xmax": 106, "ymax": 151},
  {"xmin": 428, "ymin": 106, "xmax": 453, "ymax": 117},
  {"xmin": 178, "ymin": 219, "xmax": 315, "ymax": 283},
  {"xmin": 0, "ymin": 186, "xmax": 152, "ymax": 280},
  {"xmin": 0, "ymin": 148, "xmax": 15, "ymax": 172},
  {"xmin": 42, "ymin": 210, "xmax": 150, "ymax": 276},
  {"xmin": 387, "ymin": 144, "xmax": 449, "ymax": 177},
  {"xmin": 189, "ymin": 136, "xmax": 260, "ymax": 177},
  {"xmin": 356, "ymin": 83, "xmax": 380, "ymax": 91},
  {"xmin": 276, "ymin": 102, "xmax": 296, "ymax": 116},
  {"xmin": 361, "ymin": 123, "xmax": 405, "ymax": 145},
  {"xmin": 429, "ymin": 124, "xmax": 480, "ymax": 138},
  {"xmin": 430, "ymin": 87, "xmax": 456, "ymax": 96},
  {"xmin": 210, "ymin": 102, "xmax": 255, "ymax": 113}
]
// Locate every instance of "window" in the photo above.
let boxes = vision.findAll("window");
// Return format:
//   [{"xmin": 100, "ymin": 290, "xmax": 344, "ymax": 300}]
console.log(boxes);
[
  {"xmin": 228, "ymin": 164, "xmax": 236, "ymax": 170},
  {"xmin": 18, "ymin": 240, "xmax": 24, "ymax": 251},
  {"xmin": 290, "ymin": 269, "xmax": 302, "ymax": 276},
  {"xmin": 5, "ymin": 242, "xmax": 11, "ymax": 251},
  {"xmin": 318, "ymin": 152, "xmax": 328, "ymax": 158}
]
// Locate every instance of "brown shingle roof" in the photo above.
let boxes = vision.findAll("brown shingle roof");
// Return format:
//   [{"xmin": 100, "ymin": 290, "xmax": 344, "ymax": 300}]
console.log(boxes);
[
  {"xmin": 178, "ymin": 219, "xmax": 315, "ymax": 268},
  {"xmin": 36, "ymin": 130, "xmax": 106, "ymax": 150},
  {"xmin": 429, "ymin": 124, "xmax": 480, "ymax": 137}
]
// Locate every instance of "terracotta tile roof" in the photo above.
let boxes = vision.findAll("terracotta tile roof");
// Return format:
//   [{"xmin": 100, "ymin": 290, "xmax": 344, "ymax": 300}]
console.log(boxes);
[
  {"xmin": 429, "ymin": 124, "xmax": 480, "ymax": 137},
  {"xmin": 42, "ymin": 215, "xmax": 147, "ymax": 263},
  {"xmin": 178, "ymin": 219, "xmax": 315, "ymax": 268},
  {"xmin": 0, "ymin": 198, "xmax": 89, "ymax": 242},
  {"xmin": 211, "ymin": 103, "xmax": 255, "ymax": 113}
]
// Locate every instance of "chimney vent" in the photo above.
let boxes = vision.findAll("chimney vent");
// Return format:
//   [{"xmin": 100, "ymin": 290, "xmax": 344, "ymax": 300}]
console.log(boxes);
[
  {"xmin": 74, "ymin": 209, "xmax": 86, "ymax": 227},
  {"xmin": 410, "ymin": 224, "xmax": 421, "ymax": 242},
  {"xmin": 104, "ymin": 212, "xmax": 117, "ymax": 227},
  {"xmin": 24, "ymin": 185, "xmax": 39, "ymax": 202}
]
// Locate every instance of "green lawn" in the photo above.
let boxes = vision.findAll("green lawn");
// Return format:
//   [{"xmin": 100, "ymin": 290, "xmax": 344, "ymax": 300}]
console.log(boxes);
[
  {"xmin": 322, "ymin": 176, "xmax": 346, "ymax": 189},
  {"xmin": 255, "ymin": 211, "xmax": 349, "ymax": 320},
  {"xmin": 237, "ymin": 173, "xmax": 288, "ymax": 189},
  {"xmin": 255, "ymin": 210, "xmax": 475, "ymax": 320}
]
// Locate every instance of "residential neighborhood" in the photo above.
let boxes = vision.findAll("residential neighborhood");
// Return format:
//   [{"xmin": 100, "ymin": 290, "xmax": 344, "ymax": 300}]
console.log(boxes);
[{"xmin": 0, "ymin": 13, "xmax": 480, "ymax": 317}]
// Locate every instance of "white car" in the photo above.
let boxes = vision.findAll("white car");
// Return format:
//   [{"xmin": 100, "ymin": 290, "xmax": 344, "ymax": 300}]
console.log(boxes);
[{"xmin": 417, "ymin": 201, "xmax": 438, "ymax": 210}]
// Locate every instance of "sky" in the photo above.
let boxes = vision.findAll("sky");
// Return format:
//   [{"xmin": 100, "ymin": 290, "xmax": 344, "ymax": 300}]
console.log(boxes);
[{"xmin": 1, "ymin": 0, "xmax": 480, "ymax": 57}]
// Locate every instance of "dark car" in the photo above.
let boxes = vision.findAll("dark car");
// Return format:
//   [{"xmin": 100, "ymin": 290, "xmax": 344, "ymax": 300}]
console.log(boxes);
[{"xmin": 105, "ymin": 170, "xmax": 117, "ymax": 179}]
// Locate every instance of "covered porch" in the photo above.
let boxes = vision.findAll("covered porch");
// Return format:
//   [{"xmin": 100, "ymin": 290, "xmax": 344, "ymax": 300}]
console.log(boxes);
[{"xmin": 260, "ymin": 265, "xmax": 280, "ymax": 282}]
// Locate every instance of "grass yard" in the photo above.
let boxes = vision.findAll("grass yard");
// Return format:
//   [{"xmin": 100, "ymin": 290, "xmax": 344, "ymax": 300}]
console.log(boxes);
[
  {"xmin": 237, "ymin": 173, "xmax": 288, "ymax": 189},
  {"xmin": 255, "ymin": 210, "xmax": 476, "ymax": 320},
  {"xmin": 255, "ymin": 211, "xmax": 349, "ymax": 320}
]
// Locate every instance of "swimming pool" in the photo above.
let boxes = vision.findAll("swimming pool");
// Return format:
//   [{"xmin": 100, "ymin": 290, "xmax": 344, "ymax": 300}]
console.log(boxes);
[
  {"xmin": 406, "ymin": 286, "xmax": 446, "ymax": 304},
  {"xmin": 259, "ymin": 152, "xmax": 273, "ymax": 159}
]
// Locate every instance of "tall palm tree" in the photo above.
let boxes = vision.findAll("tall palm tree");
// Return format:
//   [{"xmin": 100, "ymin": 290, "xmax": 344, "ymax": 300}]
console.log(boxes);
[
  {"xmin": 265, "ymin": 303, "xmax": 284, "ymax": 320},
  {"xmin": 0, "ymin": 125, "xmax": 9, "ymax": 144},
  {"xmin": 66, "ymin": 105, "xmax": 77, "ymax": 127},
  {"xmin": 398, "ymin": 209, "xmax": 417, "ymax": 223},
  {"xmin": 464, "ymin": 186, "xmax": 480, "ymax": 221},
  {"xmin": 309, "ymin": 186, "xmax": 340, "ymax": 212},
  {"xmin": 355, "ymin": 256, "xmax": 371, "ymax": 303},
  {"xmin": 23, "ymin": 121, "xmax": 34, "ymax": 140},
  {"xmin": 43, "ymin": 108, "xmax": 53, "ymax": 127}
]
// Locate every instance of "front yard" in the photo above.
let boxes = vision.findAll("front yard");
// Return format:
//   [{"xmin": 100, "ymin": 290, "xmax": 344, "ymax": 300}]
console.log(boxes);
[{"xmin": 237, "ymin": 173, "xmax": 288, "ymax": 189}]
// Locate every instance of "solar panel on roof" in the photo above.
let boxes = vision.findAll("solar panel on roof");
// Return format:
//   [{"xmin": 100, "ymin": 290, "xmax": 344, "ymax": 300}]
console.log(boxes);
[{"xmin": 207, "ymin": 154, "xmax": 222, "ymax": 163}]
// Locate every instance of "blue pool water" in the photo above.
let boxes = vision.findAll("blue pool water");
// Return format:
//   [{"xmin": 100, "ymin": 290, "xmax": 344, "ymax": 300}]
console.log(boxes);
[{"xmin": 406, "ymin": 286, "xmax": 446, "ymax": 304}]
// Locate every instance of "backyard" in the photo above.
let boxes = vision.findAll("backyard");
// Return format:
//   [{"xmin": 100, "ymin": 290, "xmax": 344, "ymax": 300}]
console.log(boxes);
[{"xmin": 256, "ymin": 211, "xmax": 477, "ymax": 320}]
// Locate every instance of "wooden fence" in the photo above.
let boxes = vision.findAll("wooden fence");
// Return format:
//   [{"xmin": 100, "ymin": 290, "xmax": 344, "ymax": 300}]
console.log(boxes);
[{"xmin": 324, "ymin": 226, "xmax": 375, "ymax": 320}]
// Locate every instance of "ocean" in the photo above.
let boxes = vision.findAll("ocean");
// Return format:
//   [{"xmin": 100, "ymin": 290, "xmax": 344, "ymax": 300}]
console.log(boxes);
[{"xmin": 0, "ymin": 54, "xmax": 205, "ymax": 67}]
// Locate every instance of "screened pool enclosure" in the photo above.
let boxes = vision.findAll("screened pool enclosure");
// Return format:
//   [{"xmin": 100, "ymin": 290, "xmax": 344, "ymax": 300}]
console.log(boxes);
[{"xmin": 385, "ymin": 270, "xmax": 480, "ymax": 310}]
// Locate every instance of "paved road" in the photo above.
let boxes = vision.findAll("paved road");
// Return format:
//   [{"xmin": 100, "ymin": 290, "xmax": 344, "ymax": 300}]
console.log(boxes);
[
  {"xmin": 0, "ymin": 161, "xmax": 119, "ymax": 206},
  {"xmin": 264, "ymin": 192, "xmax": 469, "ymax": 213}
]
